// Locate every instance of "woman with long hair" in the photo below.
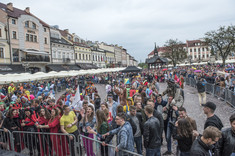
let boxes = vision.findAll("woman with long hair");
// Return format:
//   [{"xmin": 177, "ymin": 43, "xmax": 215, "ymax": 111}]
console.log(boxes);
[
  {"xmin": 96, "ymin": 109, "xmax": 109, "ymax": 156},
  {"xmin": 36, "ymin": 107, "xmax": 51, "ymax": 156},
  {"xmin": 80, "ymin": 105, "xmax": 96, "ymax": 156},
  {"xmin": 173, "ymin": 118, "xmax": 194, "ymax": 156},
  {"xmin": 2, "ymin": 108, "xmax": 21, "ymax": 152},
  {"xmin": 37, "ymin": 108, "xmax": 63, "ymax": 156},
  {"xmin": 101, "ymin": 103, "xmax": 112, "ymax": 123}
]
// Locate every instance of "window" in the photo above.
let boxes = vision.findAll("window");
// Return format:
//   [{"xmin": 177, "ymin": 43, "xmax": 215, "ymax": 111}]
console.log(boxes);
[
  {"xmin": 202, "ymin": 47, "xmax": 205, "ymax": 52},
  {"xmin": 0, "ymin": 28, "xmax": 2, "ymax": 37},
  {"xmin": 53, "ymin": 51, "xmax": 56, "ymax": 58},
  {"xmin": 0, "ymin": 48, "xmax": 4, "ymax": 58},
  {"xmin": 12, "ymin": 31, "xmax": 17, "ymax": 39},
  {"xmin": 86, "ymin": 54, "xmax": 87, "ymax": 60},
  {"xmin": 30, "ymin": 35, "xmax": 33, "ymax": 42},
  {"xmin": 44, "ymin": 37, "xmax": 47, "ymax": 44},
  {"xmin": 75, "ymin": 53, "xmax": 78, "ymax": 59},
  {"xmin": 13, "ymin": 48, "xmax": 19, "ymax": 62},
  {"xmin": 70, "ymin": 53, "xmax": 73, "ymax": 59},
  {"xmin": 190, "ymin": 49, "xmax": 192, "ymax": 52},
  {"xmin": 194, "ymin": 48, "xmax": 196, "ymax": 52},
  {"xmin": 32, "ymin": 23, "xmax": 36, "ymax": 29},
  {"xmin": 207, "ymin": 54, "xmax": 209, "ymax": 58},
  {"xmin": 58, "ymin": 52, "xmax": 61, "ymax": 58},
  {"xmin": 12, "ymin": 19, "xmax": 16, "ymax": 24},
  {"xmin": 203, "ymin": 55, "xmax": 205, "ymax": 58},
  {"xmin": 198, "ymin": 48, "xmax": 200, "ymax": 52},
  {"xmin": 66, "ymin": 53, "xmax": 69, "ymax": 58},
  {"xmin": 25, "ymin": 21, "xmax": 29, "ymax": 28},
  {"xmin": 194, "ymin": 55, "xmax": 197, "ymax": 58},
  {"xmin": 62, "ymin": 52, "xmax": 65, "ymax": 58},
  {"xmin": 206, "ymin": 47, "xmax": 209, "ymax": 51},
  {"xmin": 79, "ymin": 54, "xmax": 81, "ymax": 60},
  {"xmin": 44, "ymin": 28, "xmax": 46, "ymax": 32},
  {"xmin": 83, "ymin": 54, "xmax": 84, "ymax": 60},
  {"xmin": 89, "ymin": 55, "xmax": 90, "ymax": 60},
  {"xmin": 26, "ymin": 34, "xmax": 29, "ymax": 41},
  {"xmin": 34, "ymin": 36, "xmax": 37, "ymax": 42}
]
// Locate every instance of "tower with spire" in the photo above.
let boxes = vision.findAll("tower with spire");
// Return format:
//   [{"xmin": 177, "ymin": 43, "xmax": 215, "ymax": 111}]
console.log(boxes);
[{"xmin": 154, "ymin": 42, "xmax": 158, "ymax": 56}]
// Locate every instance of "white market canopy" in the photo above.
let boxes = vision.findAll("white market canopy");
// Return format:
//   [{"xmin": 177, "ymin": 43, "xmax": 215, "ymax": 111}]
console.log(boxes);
[{"xmin": 0, "ymin": 67, "xmax": 126, "ymax": 84}]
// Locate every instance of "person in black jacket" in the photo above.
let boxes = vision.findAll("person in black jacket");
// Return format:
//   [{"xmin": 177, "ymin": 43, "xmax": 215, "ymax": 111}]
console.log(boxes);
[
  {"xmin": 218, "ymin": 113, "xmax": 235, "ymax": 156},
  {"xmin": 146, "ymin": 99, "xmax": 164, "ymax": 137},
  {"xmin": 190, "ymin": 126, "xmax": 221, "ymax": 156},
  {"xmin": 143, "ymin": 105, "xmax": 161, "ymax": 156},
  {"xmin": 173, "ymin": 118, "xmax": 193, "ymax": 156},
  {"xmin": 94, "ymin": 93, "xmax": 101, "ymax": 111},
  {"xmin": 196, "ymin": 78, "xmax": 207, "ymax": 106},
  {"xmin": 129, "ymin": 105, "xmax": 143, "ymax": 155},
  {"xmin": 202, "ymin": 102, "xmax": 223, "ymax": 130},
  {"xmin": 2, "ymin": 108, "xmax": 21, "ymax": 152}
]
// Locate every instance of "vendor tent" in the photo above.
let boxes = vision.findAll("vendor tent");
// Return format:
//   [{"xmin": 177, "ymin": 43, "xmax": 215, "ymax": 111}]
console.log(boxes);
[{"xmin": 121, "ymin": 66, "xmax": 141, "ymax": 73}]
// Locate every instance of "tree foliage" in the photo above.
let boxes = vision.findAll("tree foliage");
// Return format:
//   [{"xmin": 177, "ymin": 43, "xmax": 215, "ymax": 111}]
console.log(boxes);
[
  {"xmin": 161, "ymin": 39, "xmax": 187, "ymax": 67},
  {"xmin": 205, "ymin": 25, "xmax": 235, "ymax": 66},
  {"xmin": 138, "ymin": 63, "xmax": 148, "ymax": 69}
]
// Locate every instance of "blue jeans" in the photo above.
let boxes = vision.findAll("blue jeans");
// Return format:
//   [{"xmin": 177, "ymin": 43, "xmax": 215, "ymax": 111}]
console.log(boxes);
[
  {"xmin": 166, "ymin": 120, "xmax": 174, "ymax": 152},
  {"xmin": 134, "ymin": 136, "xmax": 142, "ymax": 155},
  {"xmin": 146, "ymin": 147, "xmax": 161, "ymax": 156},
  {"xmin": 231, "ymin": 153, "xmax": 235, "ymax": 156}
]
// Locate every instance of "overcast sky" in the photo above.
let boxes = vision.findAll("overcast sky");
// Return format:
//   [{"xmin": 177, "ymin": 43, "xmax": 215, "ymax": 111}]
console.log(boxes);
[{"xmin": 2, "ymin": 0, "xmax": 235, "ymax": 62}]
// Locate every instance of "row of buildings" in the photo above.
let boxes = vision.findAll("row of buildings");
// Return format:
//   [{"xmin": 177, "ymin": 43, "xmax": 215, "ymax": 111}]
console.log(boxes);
[
  {"xmin": 147, "ymin": 39, "xmax": 235, "ymax": 66},
  {"xmin": 0, "ymin": 2, "xmax": 137, "ymax": 74}
]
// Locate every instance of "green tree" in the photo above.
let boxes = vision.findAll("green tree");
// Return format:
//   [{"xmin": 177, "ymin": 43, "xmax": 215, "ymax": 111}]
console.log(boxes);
[
  {"xmin": 162, "ymin": 39, "xmax": 187, "ymax": 67},
  {"xmin": 205, "ymin": 25, "xmax": 235, "ymax": 67},
  {"xmin": 138, "ymin": 63, "xmax": 148, "ymax": 69}
]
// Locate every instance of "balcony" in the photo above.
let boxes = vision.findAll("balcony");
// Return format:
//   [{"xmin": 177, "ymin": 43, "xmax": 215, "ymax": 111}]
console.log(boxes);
[
  {"xmin": 63, "ymin": 58, "xmax": 71, "ymax": 63},
  {"xmin": 21, "ymin": 55, "xmax": 50, "ymax": 62}
]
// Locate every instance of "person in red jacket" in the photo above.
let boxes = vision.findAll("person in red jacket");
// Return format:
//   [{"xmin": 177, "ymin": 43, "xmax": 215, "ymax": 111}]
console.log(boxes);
[
  {"xmin": 36, "ymin": 107, "xmax": 51, "ymax": 156},
  {"xmin": 37, "ymin": 108, "xmax": 63, "ymax": 156},
  {"xmin": 21, "ymin": 108, "xmax": 38, "ymax": 156}
]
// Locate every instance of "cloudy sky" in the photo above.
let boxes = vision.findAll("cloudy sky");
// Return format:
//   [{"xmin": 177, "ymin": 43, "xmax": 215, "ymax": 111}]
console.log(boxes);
[{"xmin": 2, "ymin": 0, "xmax": 235, "ymax": 62}]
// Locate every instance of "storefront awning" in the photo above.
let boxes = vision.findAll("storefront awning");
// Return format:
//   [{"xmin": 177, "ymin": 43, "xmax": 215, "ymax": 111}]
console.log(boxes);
[{"xmin": 21, "ymin": 49, "xmax": 50, "ymax": 55}]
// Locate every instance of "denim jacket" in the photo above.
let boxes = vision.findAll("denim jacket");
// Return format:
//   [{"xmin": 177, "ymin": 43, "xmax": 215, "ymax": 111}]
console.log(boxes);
[{"xmin": 109, "ymin": 122, "xmax": 134, "ymax": 156}]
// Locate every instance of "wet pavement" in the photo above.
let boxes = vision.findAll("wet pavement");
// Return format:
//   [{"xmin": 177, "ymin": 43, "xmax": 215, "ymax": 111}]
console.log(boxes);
[{"xmin": 94, "ymin": 83, "xmax": 234, "ymax": 155}]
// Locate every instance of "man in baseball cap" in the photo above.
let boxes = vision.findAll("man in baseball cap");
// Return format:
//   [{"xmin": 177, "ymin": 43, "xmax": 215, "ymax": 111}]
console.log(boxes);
[{"xmin": 202, "ymin": 102, "xmax": 223, "ymax": 130}]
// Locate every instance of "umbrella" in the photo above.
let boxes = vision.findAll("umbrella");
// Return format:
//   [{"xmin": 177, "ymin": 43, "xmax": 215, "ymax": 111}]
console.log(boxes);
[
  {"xmin": 225, "ymin": 68, "xmax": 234, "ymax": 71},
  {"xmin": 194, "ymin": 70, "xmax": 202, "ymax": 73},
  {"xmin": 162, "ymin": 68, "xmax": 167, "ymax": 71}
]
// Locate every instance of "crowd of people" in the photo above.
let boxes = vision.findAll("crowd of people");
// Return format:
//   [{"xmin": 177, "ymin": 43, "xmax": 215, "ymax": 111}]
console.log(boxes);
[{"xmin": 0, "ymin": 63, "xmax": 234, "ymax": 156}]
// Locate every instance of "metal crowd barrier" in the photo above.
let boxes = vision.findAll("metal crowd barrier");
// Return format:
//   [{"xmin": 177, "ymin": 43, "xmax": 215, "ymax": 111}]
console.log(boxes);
[
  {"xmin": 185, "ymin": 77, "xmax": 235, "ymax": 107},
  {"xmin": 79, "ymin": 134, "xmax": 142, "ymax": 156},
  {"xmin": 0, "ymin": 129, "xmax": 14, "ymax": 151},
  {"xmin": 12, "ymin": 131, "xmax": 79, "ymax": 156}
]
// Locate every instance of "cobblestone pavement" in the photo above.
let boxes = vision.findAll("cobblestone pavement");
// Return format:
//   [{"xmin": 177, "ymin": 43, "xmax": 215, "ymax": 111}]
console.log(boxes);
[{"xmin": 95, "ymin": 83, "xmax": 234, "ymax": 156}]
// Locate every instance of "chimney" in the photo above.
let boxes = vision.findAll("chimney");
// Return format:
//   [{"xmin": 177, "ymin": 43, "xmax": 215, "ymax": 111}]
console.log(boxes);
[
  {"xmin": 24, "ymin": 7, "xmax": 30, "ymax": 13},
  {"xmin": 64, "ymin": 29, "xmax": 69, "ymax": 33},
  {"xmin": 7, "ymin": 3, "xmax": 13, "ymax": 11}
]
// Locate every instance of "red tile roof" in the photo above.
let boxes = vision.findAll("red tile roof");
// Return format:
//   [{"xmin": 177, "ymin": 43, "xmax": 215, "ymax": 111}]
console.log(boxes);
[
  {"xmin": 186, "ymin": 40, "xmax": 207, "ymax": 47},
  {"xmin": 0, "ymin": 2, "xmax": 49, "ymax": 27}
]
